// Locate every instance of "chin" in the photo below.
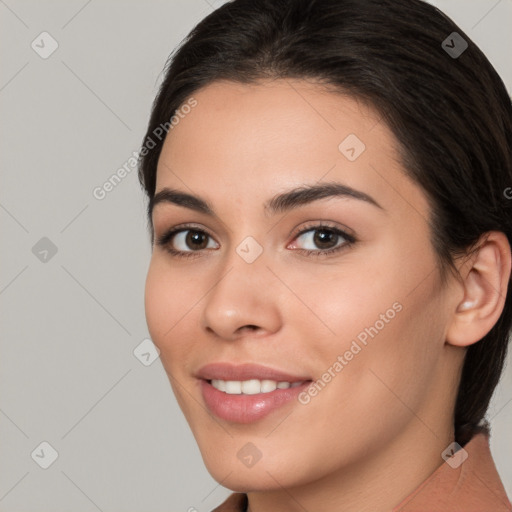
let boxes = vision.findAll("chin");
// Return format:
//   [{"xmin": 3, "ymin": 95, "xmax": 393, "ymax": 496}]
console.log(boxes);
[
  {"xmin": 198, "ymin": 441, "xmax": 317, "ymax": 493},
  {"xmin": 204, "ymin": 463, "xmax": 288, "ymax": 493}
]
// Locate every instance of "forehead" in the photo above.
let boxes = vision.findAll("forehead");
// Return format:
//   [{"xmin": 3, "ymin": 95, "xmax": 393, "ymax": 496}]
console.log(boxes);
[
  {"xmin": 155, "ymin": 79, "xmax": 429, "ymax": 220},
  {"xmin": 160, "ymin": 79, "xmax": 383, "ymax": 163}
]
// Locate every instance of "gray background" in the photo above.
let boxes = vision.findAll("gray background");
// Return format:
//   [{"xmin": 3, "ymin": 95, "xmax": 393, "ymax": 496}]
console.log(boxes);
[{"xmin": 0, "ymin": 1, "xmax": 511, "ymax": 511}]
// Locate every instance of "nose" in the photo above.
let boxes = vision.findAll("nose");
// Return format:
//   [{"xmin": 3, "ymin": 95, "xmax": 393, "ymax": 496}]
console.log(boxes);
[{"xmin": 201, "ymin": 254, "xmax": 282, "ymax": 341}]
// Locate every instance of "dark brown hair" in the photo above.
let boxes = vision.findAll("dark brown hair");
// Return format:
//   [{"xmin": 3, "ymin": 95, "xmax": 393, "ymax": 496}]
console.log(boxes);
[{"xmin": 138, "ymin": 0, "xmax": 512, "ymax": 446}]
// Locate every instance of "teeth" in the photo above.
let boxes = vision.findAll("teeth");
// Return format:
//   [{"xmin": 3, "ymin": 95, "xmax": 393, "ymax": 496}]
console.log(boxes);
[
  {"xmin": 211, "ymin": 379, "xmax": 305, "ymax": 394},
  {"xmin": 225, "ymin": 381, "xmax": 241, "ymax": 394},
  {"xmin": 261, "ymin": 380, "xmax": 277, "ymax": 393},
  {"xmin": 241, "ymin": 379, "xmax": 261, "ymax": 395}
]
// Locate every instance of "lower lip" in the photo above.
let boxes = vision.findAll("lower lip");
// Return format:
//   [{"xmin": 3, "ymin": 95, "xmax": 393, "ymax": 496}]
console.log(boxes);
[{"xmin": 200, "ymin": 379, "xmax": 311, "ymax": 423}]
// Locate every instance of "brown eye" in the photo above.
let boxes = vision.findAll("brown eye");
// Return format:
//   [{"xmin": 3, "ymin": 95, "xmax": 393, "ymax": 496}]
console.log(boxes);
[
  {"xmin": 293, "ymin": 227, "xmax": 348, "ymax": 251},
  {"xmin": 170, "ymin": 229, "xmax": 217, "ymax": 252},
  {"xmin": 312, "ymin": 229, "xmax": 339, "ymax": 249},
  {"xmin": 184, "ymin": 230, "xmax": 210, "ymax": 250},
  {"xmin": 155, "ymin": 225, "xmax": 220, "ymax": 258}
]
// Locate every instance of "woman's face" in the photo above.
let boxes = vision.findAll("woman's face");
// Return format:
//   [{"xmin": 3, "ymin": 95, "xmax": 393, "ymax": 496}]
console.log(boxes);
[{"xmin": 145, "ymin": 79, "xmax": 462, "ymax": 491}]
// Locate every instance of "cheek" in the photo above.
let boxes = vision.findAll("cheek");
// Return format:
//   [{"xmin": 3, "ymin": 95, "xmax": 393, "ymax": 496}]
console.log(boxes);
[
  {"xmin": 294, "ymin": 241, "xmax": 442, "ymax": 405},
  {"xmin": 144, "ymin": 258, "xmax": 206, "ymax": 379},
  {"xmin": 144, "ymin": 259, "xmax": 190, "ymax": 356},
  {"xmin": 281, "ymin": 250, "xmax": 403, "ymax": 355},
  {"xmin": 144, "ymin": 260, "xmax": 169, "ymax": 343},
  {"xmin": 144, "ymin": 260, "xmax": 197, "ymax": 407}
]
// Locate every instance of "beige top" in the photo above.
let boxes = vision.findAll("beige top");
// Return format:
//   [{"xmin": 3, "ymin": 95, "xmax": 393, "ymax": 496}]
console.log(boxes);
[{"xmin": 211, "ymin": 433, "xmax": 512, "ymax": 511}]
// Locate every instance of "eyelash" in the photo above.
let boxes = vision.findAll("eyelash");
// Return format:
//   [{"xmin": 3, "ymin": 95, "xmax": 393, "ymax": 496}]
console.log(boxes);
[{"xmin": 155, "ymin": 222, "xmax": 356, "ymax": 260}]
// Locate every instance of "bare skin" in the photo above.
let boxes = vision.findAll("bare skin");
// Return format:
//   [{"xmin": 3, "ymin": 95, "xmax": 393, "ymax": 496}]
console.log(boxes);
[{"xmin": 144, "ymin": 79, "xmax": 511, "ymax": 512}]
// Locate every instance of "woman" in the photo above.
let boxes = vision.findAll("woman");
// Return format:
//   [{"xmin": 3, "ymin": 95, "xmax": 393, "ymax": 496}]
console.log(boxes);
[{"xmin": 138, "ymin": 0, "xmax": 512, "ymax": 510}]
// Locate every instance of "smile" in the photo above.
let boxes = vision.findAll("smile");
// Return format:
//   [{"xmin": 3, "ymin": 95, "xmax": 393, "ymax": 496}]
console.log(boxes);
[
  {"xmin": 201, "ymin": 379, "xmax": 312, "ymax": 423},
  {"xmin": 197, "ymin": 363, "xmax": 313, "ymax": 423},
  {"xmin": 210, "ymin": 378, "xmax": 308, "ymax": 394}
]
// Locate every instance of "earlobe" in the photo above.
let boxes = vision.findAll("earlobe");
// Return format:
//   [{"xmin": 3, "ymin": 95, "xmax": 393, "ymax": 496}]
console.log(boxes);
[{"xmin": 446, "ymin": 231, "xmax": 511, "ymax": 348}]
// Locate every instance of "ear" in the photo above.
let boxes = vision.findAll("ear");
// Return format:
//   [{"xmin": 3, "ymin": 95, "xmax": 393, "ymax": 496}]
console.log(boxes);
[{"xmin": 446, "ymin": 231, "xmax": 511, "ymax": 347}]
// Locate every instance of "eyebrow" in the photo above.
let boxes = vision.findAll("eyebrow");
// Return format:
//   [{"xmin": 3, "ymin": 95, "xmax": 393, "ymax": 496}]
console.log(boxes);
[{"xmin": 148, "ymin": 181, "xmax": 385, "ymax": 220}]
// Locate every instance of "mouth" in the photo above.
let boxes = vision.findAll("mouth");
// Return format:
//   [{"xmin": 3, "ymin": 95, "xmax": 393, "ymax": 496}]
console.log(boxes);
[
  {"xmin": 208, "ymin": 378, "xmax": 309, "ymax": 394},
  {"xmin": 197, "ymin": 363, "xmax": 313, "ymax": 423}
]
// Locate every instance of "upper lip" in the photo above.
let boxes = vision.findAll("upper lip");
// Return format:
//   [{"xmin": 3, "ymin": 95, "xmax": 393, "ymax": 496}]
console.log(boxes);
[{"xmin": 196, "ymin": 363, "xmax": 311, "ymax": 382}]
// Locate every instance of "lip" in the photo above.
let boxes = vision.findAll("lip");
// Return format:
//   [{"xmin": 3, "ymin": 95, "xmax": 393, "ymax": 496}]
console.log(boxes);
[
  {"xmin": 200, "ymin": 379, "xmax": 311, "ymax": 423},
  {"xmin": 197, "ymin": 363, "xmax": 313, "ymax": 423},
  {"xmin": 196, "ymin": 362, "xmax": 311, "ymax": 382}
]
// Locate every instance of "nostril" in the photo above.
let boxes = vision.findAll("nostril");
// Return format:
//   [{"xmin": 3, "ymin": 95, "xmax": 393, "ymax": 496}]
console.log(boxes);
[
  {"xmin": 232, "ymin": 325, "xmax": 261, "ymax": 337},
  {"xmin": 239, "ymin": 325, "xmax": 259, "ymax": 332}
]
